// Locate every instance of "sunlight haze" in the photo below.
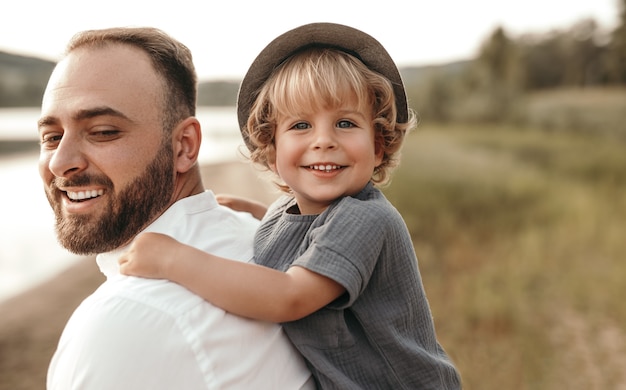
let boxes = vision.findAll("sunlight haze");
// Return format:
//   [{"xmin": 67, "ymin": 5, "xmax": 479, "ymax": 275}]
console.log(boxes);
[{"xmin": 1, "ymin": 0, "xmax": 619, "ymax": 80}]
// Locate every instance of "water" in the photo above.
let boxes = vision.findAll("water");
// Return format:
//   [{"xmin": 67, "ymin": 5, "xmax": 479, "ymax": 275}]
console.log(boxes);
[{"xmin": 0, "ymin": 106, "xmax": 245, "ymax": 302}]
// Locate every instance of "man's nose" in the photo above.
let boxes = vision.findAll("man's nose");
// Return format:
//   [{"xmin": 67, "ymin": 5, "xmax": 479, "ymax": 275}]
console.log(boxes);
[{"xmin": 47, "ymin": 134, "xmax": 87, "ymax": 178}]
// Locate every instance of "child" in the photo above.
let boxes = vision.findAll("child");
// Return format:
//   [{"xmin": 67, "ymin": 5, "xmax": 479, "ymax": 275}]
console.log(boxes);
[{"xmin": 120, "ymin": 22, "xmax": 461, "ymax": 389}]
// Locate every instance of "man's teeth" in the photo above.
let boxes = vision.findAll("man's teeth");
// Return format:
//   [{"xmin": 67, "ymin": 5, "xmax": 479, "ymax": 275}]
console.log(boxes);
[
  {"xmin": 310, "ymin": 164, "xmax": 340, "ymax": 172},
  {"xmin": 67, "ymin": 189, "xmax": 104, "ymax": 200}
]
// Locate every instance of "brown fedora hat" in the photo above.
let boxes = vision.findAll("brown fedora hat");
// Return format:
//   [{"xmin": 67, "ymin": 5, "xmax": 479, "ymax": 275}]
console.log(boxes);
[{"xmin": 236, "ymin": 22, "xmax": 409, "ymax": 151}]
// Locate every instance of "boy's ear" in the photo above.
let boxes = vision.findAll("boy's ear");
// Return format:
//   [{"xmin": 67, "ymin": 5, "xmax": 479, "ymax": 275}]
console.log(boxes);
[
  {"xmin": 267, "ymin": 144, "xmax": 278, "ymax": 174},
  {"xmin": 374, "ymin": 134, "xmax": 385, "ymax": 167},
  {"xmin": 173, "ymin": 117, "xmax": 202, "ymax": 173}
]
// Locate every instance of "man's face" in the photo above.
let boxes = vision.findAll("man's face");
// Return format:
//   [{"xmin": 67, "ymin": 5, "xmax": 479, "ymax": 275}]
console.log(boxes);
[{"xmin": 38, "ymin": 44, "xmax": 175, "ymax": 255}]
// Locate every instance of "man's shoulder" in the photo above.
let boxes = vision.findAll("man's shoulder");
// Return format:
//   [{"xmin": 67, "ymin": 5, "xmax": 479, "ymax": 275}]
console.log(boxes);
[
  {"xmin": 168, "ymin": 191, "xmax": 260, "ymax": 226},
  {"xmin": 150, "ymin": 191, "xmax": 259, "ymax": 261}
]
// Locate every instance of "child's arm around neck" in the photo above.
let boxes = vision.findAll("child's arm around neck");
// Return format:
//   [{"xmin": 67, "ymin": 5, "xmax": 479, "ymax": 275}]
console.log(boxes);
[{"xmin": 119, "ymin": 232, "xmax": 345, "ymax": 322}]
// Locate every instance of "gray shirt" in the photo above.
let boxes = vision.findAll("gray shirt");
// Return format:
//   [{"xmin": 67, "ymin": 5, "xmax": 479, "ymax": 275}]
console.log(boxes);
[{"xmin": 254, "ymin": 182, "xmax": 461, "ymax": 389}]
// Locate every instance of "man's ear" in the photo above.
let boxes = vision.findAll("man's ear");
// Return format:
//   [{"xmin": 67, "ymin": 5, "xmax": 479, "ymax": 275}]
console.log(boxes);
[{"xmin": 173, "ymin": 117, "xmax": 202, "ymax": 173}]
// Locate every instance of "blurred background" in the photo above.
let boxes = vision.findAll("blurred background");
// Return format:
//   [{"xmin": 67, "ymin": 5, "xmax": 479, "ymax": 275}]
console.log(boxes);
[{"xmin": 1, "ymin": 0, "xmax": 625, "ymax": 389}]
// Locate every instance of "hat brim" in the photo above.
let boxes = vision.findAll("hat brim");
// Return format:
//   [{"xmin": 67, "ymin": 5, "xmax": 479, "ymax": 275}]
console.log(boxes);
[{"xmin": 236, "ymin": 22, "xmax": 408, "ymax": 151}]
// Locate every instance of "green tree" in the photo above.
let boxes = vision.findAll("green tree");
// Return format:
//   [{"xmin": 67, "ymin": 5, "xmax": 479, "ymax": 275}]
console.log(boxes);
[
  {"xmin": 518, "ymin": 31, "xmax": 568, "ymax": 89},
  {"xmin": 563, "ymin": 19, "xmax": 606, "ymax": 86},
  {"xmin": 475, "ymin": 27, "xmax": 523, "ymax": 90},
  {"xmin": 517, "ymin": 19, "xmax": 607, "ymax": 89},
  {"xmin": 606, "ymin": 0, "xmax": 626, "ymax": 83},
  {"xmin": 469, "ymin": 26, "xmax": 523, "ymax": 121}
]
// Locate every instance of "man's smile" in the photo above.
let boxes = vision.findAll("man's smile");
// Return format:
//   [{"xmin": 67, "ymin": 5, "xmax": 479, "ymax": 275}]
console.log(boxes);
[{"xmin": 66, "ymin": 189, "xmax": 105, "ymax": 201}]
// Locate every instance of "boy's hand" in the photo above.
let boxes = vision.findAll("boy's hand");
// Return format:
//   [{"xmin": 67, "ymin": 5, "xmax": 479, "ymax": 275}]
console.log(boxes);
[
  {"xmin": 215, "ymin": 194, "xmax": 268, "ymax": 220},
  {"xmin": 119, "ymin": 232, "xmax": 179, "ymax": 279}
]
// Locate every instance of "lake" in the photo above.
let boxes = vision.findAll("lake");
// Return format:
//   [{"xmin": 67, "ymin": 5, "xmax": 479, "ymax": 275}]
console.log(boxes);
[{"xmin": 0, "ymin": 106, "xmax": 245, "ymax": 302}]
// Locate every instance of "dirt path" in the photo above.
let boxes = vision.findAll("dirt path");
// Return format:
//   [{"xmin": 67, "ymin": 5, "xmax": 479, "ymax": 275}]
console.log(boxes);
[{"xmin": 549, "ymin": 307, "xmax": 626, "ymax": 390}]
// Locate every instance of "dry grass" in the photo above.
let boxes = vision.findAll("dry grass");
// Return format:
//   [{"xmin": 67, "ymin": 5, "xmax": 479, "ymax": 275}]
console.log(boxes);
[
  {"xmin": 384, "ymin": 123, "xmax": 626, "ymax": 389},
  {"xmin": 522, "ymin": 87, "xmax": 626, "ymax": 138}
]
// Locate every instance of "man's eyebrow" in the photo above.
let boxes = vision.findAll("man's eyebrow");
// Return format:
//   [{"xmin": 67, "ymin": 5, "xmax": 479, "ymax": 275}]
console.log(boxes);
[
  {"xmin": 38, "ymin": 107, "xmax": 133, "ymax": 129},
  {"xmin": 38, "ymin": 116, "xmax": 58, "ymax": 129},
  {"xmin": 73, "ymin": 106, "xmax": 132, "ymax": 122}
]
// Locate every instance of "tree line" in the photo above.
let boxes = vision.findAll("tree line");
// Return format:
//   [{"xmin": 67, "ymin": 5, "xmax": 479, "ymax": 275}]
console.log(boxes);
[
  {"xmin": 477, "ymin": 3, "xmax": 626, "ymax": 91},
  {"xmin": 408, "ymin": 0, "xmax": 626, "ymax": 128}
]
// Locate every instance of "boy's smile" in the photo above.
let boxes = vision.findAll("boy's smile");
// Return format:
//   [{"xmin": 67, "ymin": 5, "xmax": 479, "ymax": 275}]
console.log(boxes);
[{"xmin": 306, "ymin": 163, "xmax": 345, "ymax": 174}]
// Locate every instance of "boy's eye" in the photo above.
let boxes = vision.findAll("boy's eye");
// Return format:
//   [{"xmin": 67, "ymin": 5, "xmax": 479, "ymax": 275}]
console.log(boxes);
[
  {"xmin": 337, "ymin": 120, "xmax": 354, "ymax": 128},
  {"xmin": 292, "ymin": 122, "xmax": 310, "ymax": 130}
]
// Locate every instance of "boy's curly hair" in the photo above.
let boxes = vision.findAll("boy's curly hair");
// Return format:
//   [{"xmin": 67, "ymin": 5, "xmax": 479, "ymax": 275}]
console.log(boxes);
[{"xmin": 245, "ymin": 47, "xmax": 417, "ymax": 192}]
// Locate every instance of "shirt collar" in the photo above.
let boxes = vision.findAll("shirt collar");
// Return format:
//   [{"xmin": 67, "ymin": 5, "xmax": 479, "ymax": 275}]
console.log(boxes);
[{"xmin": 96, "ymin": 247, "xmax": 127, "ymax": 279}]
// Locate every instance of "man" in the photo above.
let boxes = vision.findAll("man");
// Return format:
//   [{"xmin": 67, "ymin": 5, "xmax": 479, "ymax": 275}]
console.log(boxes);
[{"xmin": 38, "ymin": 27, "xmax": 313, "ymax": 389}]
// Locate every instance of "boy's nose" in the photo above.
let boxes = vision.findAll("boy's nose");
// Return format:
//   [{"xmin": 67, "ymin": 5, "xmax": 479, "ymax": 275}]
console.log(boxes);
[{"xmin": 312, "ymin": 127, "xmax": 337, "ymax": 150}]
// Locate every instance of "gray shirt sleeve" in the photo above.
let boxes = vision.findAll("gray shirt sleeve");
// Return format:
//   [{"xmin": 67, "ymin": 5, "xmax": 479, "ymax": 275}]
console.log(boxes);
[{"xmin": 292, "ymin": 196, "xmax": 391, "ymax": 307}]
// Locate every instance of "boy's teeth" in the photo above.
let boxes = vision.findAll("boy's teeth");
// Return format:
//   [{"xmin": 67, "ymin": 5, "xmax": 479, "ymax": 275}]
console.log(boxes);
[
  {"xmin": 311, "ymin": 165, "xmax": 339, "ymax": 171},
  {"xmin": 67, "ymin": 189, "xmax": 104, "ymax": 200}
]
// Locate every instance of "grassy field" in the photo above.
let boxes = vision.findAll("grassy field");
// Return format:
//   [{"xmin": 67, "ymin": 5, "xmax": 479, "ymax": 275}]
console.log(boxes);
[
  {"xmin": 383, "ymin": 122, "xmax": 626, "ymax": 389},
  {"xmin": 1, "ymin": 87, "xmax": 623, "ymax": 389}
]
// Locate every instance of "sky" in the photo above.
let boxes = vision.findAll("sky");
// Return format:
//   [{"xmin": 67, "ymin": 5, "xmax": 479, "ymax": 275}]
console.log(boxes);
[{"xmin": 0, "ymin": 0, "xmax": 620, "ymax": 81}]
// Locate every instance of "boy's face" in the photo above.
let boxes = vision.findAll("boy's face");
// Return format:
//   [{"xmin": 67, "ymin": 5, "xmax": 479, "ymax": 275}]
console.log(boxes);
[{"xmin": 271, "ymin": 96, "xmax": 383, "ymax": 215}]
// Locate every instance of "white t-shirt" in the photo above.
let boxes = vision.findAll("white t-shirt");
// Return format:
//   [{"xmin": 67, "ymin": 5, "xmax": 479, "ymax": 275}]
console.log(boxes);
[{"xmin": 47, "ymin": 190, "xmax": 314, "ymax": 390}]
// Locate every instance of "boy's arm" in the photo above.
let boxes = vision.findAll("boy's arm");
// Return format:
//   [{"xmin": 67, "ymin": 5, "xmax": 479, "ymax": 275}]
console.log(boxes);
[
  {"xmin": 215, "ymin": 194, "xmax": 268, "ymax": 220},
  {"xmin": 119, "ymin": 232, "xmax": 345, "ymax": 323}
]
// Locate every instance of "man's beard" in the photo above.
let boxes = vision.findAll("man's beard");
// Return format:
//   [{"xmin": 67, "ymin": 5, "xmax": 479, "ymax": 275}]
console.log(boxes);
[{"xmin": 45, "ymin": 141, "xmax": 174, "ymax": 255}]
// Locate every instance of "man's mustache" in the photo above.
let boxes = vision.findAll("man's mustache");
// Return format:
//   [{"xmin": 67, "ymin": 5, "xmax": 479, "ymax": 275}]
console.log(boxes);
[{"xmin": 51, "ymin": 174, "xmax": 113, "ymax": 190}]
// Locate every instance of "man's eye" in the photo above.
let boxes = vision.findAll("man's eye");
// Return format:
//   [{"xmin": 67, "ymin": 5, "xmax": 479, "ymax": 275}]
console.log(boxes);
[
  {"xmin": 40, "ymin": 134, "xmax": 62, "ymax": 145},
  {"xmin": 91, "ymin": 129, "xmax": 121, "ymax": 138}
]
